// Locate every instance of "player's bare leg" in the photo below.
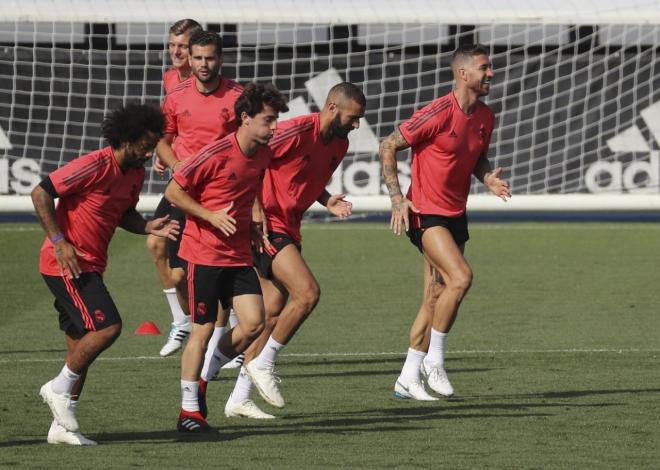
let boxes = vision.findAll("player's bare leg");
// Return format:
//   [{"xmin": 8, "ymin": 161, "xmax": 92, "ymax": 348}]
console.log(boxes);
[
  {"xmin": 418, "ymin": 227, "xmax": 471, "ymax": 396},
  {"xmin": 225, "ymin": 277, "xmax": 286, "ymax": 419},
  {"xmin": 394, "ymin": 259, "xmax": 444, "ymax": 401},
  {"xmin": 178, "ymin": 321, "xmax": 214, "ymax": 431},
  {"xmin": 246, "ymin": 246, "xmax": 319, "ymax": 408}
]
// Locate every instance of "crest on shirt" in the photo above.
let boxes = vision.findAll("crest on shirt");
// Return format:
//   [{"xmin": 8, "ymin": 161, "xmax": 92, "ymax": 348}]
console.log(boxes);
[
  {"xmin": 221, "ymin": 108, "xmax": 230, "ymax": 121},
  {"xmin": 479, "ymin": 125, "xmax": 486, "ymax": 139},
  {"xmin": 180, "ymin": 109, "xmax": 191, "ymax": 118}
]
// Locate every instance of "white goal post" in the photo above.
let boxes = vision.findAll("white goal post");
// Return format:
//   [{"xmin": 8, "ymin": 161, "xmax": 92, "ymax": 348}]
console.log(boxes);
[{"xmin": 1, "ymin": 0, "xmax": 660, "ymax": 213}]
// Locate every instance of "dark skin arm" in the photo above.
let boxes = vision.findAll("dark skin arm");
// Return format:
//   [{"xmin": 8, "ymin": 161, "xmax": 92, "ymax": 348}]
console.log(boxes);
[
  {"xmin": 118, "ymin": 208, "xmax": 181, "ymax": 240},
  {"xmin": 31, "ymin": 184, "xmax": 81, "ymax": 279}
]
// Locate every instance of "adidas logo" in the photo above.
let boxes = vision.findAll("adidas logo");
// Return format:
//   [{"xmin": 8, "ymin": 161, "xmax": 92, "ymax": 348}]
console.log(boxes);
[
  {"xmin": 585, "ymin": 100, "xmax": 660, "ymax": 194},
  {"xmin": 228, "ymin": 173, "xmax": 237, "ymax": 180},
  {"xmin": 449, "ymin": 130, "xmax": 457, "ymax": 138}
]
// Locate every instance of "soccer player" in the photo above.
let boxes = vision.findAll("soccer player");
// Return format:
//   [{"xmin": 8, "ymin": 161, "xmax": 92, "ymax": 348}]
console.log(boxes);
[
  {"xmin": 32, "ymin": 103, "xmax": 179, "ymax": 445},
  {"xmin": 151, "ymin": 29, "xmax": 244, "ymax": 358},
  {"xmin": 378, "ymin": 44, "xmax": 511, "ymax": 401},
  {"xmin": 164, "ymin": 83, "xmax": 289, "ymax": 432},
  {"xmin": 219, "ymin": 82, "xmax": 366, "ymax": 419},
  {"xmin": 162, "ymin": 19, "xmax": 202, "ymax": 95},
  {"xmin": 146, "ymin": 18, "xmax": 202, "ymax": 358}
]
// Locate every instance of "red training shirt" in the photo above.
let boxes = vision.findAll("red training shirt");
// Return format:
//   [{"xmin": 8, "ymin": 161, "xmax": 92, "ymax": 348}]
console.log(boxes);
[
  {"xmin": 162, "ymin": 68, "xmax": 190, "ymax": 95},
  {"xmin": 261, "ymin": 113, "xmax": 348, "ymax": 244},
  {"xmin": 173, "ymin": 134, "xmax": 273, "ymax": 266},
  {"xmin": 399, "ymin": 91, "xmax": 495, "ymax": 217},
  {"xmin": 39, "ymin": 147, "xmax": 144, "ymax": 276},
  {"xmin": 162, "ymin": 77, "xmax": 243, "ymax": 161}
]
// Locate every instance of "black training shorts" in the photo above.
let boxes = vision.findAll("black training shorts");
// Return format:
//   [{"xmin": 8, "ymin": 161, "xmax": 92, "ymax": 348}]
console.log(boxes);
[
  {"xmin": 407, "ymin": 212, "xmax": 470, "ymax": 253},
  {"xmin": 252, "ymin": 231, "xmax": 301, "ymax": 279},
  {"xmin": 42, "ymin": 272, "xmax": 121, "ymax": 335},
  {"xmin": 186, "ymin": 263, "xmax": 262, "ymax": 324}
]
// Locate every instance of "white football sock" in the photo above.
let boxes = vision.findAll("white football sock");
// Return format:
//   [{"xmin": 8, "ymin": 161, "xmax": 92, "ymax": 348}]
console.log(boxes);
[
  {"xmin": 229, "ymin": 367, "xmax": 253, "ymax": 402},
  {"xmin": 200, "ymin": 326, "xmax": 225, "ymax": 380},
  {"xmin": 398, "ymin": 348, "xmax": 426, "ymax": 385},
  {"xmin": 425, "ymin": 329, "xmax": 448, "ymax": 368},
  {"xmin": 201, "ymin": 349, "xmax": 232, "ymax": 382},
  {"xmin": 164, "ymin": 288, "xmax": 188, "ymax": 325},
  {"xmin": 228, "ymin": 309, "xmax": 239, "ymax": 328},
  {"xmin": 253, "ymin": 336, "xmax": 285, "ymax": 370},
  {"xmin": 180, "ymin": 380, "xmax": 199, "ymax": 412},
  {"xmin": 51, "ymin": 364, "xmax": 80, "ymax": 395}
]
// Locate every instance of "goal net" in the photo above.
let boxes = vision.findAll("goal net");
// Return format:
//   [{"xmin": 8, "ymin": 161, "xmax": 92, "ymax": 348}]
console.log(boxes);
[{"xmin": 1, "ymin": 0, "xmax": 659, "ymax": 212}]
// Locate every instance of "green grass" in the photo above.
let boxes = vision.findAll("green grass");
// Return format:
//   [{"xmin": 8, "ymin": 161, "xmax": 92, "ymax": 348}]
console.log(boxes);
[{"xmin": 1, "ymin": 222, "xmax": 659, "ymax": 469}]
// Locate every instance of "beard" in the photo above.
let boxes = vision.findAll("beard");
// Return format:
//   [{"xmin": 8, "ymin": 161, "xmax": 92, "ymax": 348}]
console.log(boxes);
[{"xmin": 330, "ymin": 115, "xmax": 353, "ymax": 138}]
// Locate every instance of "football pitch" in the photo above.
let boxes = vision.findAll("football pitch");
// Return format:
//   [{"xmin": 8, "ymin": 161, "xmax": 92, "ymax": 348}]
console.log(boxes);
[{"xmin": 1, "ymin": 221, "xmax": 659, "ymax": 469}]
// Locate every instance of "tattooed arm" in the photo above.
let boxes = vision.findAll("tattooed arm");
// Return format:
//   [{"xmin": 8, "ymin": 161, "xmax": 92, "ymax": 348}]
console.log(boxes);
[{"xmin": 378, "ymin": 127, "xmax": 419, "ymax": 235}]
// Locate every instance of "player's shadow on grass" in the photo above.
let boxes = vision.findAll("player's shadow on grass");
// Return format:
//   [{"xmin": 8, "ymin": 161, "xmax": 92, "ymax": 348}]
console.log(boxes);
[
  {"xmin": 0, "ymin": 348, "xmax": 66, "ymax": 355},
  {"xmin": 486, "ymin": 388, "xmax": 660, "ymax": 400},
  {"xmin": 282, "ymin": 356, "xmax": 404, "ymax": 367},
  {"xmin": 283, "ymin": 367, "xmax": 491, "ymax": 380}
]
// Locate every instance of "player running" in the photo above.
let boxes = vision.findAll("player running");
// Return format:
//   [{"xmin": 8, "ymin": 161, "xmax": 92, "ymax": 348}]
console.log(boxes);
[
  {"xmin": 216, "ymin": 82, "xmax": 366, "ymax": 419},
  {"xmin": 164, "ymin": 83, "xmax": 289, "ymax": 432},
  {"xmin": 379, "ymin": 44, "xmax": 510, "ymax": 401},
  {"xmin": 33, "ymin": 103, "xmax": 179, "ymax": 444}
]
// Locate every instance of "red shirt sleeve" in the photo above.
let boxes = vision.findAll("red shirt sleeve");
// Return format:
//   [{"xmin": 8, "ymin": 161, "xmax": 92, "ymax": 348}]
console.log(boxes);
[
  {"xmin": 162, "ymin": 94, "xmax": 177, "ymax": 135},
  {"xmin": 49, "ymin": 153, "xmax": 104, "ymax": 198},
  {"xmin": 269, "ymin": 127, "xmax": 303, "ymax": 159},
  {"xmin": 399, "ymin": 100, "xmax": 451, "ymax": 148}
]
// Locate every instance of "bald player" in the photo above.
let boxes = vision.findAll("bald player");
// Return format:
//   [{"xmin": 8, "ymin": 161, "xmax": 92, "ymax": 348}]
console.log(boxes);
[
  {"xmin": 379, "ymin": 44, "xmax": 510, "ymax": 401},
  {"xmin": 204, "ymin": 82, "xmax": 367, "ymax": 419}
]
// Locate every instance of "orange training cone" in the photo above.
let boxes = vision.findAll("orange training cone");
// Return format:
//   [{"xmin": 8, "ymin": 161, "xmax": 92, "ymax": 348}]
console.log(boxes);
[{"xmin": 135, "ymin": 321, "xmax": 161, "ymax": 335}]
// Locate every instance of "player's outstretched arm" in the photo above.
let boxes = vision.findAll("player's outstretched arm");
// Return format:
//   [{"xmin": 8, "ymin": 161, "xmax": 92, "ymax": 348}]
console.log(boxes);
[
  {"xmin": 318, "ymin": 190, "xmax": 352, "ymax": 219},
  {"xmin": 119, "ymin": 209, "xmax": 181, "ymax": 240},
  {"xmin": 165, "ymin": 179, "xmax": 236, "ymax": 236},
  {"xmin": 31, "ymin": 183, "xmax": 82, "ymax": 278},
  {"xmin": 379, "ymin": 127, "xmax": 418, "ymax": 235},
  {"xmin": 473, "ymin": 154, "xmax": 511, "ymax": 202}
]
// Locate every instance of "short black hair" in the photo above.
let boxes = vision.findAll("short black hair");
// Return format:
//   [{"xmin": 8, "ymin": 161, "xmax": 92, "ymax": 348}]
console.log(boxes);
[
  {"xmin": 169, "ymin": 19, "xmax": 202, "ymax": 36},
  {"xmin": 235, "ymin": 83, "xmax": 289, "ymax": 126},
  {"xmin": 102, "ymin": 102, "xmax": 164, "ymax": 148},
  {"xmin": 452, "ymin": 43, "xmax": 490, "ymax": 66},
  {"xmin": 327, "ymin": 82, "xmax": 367, "ymax": 107},
  {"xmin": 189, "ymin": 30, "xmax": 223, "ymax": 55}
]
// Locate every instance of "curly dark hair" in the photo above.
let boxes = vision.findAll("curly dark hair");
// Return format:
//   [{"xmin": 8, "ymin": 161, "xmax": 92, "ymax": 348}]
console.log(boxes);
[
  {"xmin": 189, "ymin": 30, "xmax": 223, "ymax": 55},
  {"xmin": 101, "ymin": 102, "xmax": 164, "ymax": 148},
  {"xmin": 234, "ymin": 83, "xmax": 289, "ymax": 126}
]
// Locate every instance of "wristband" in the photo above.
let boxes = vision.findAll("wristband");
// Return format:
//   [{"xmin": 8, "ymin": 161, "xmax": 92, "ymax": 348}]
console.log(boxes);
[{"xmin": 50, "ymin": 232, "xmax": 65, "ymax": 244}]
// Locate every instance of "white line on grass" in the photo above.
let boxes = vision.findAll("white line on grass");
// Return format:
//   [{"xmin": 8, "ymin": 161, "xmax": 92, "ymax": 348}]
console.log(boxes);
[{"xmin": 1, "ymin": 348, "xmax": 658, "ymax": 365}]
